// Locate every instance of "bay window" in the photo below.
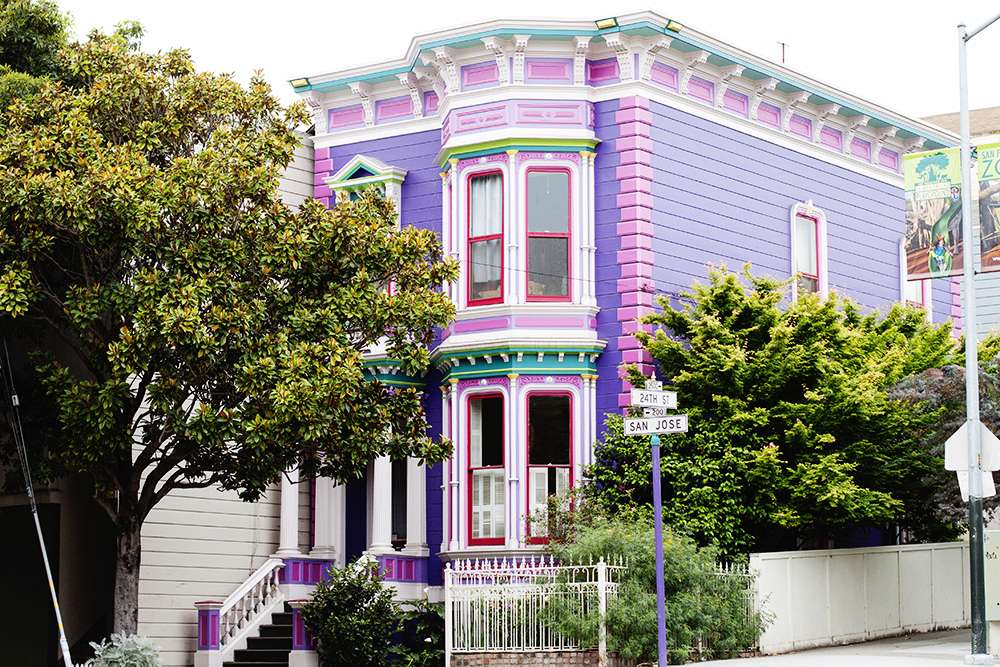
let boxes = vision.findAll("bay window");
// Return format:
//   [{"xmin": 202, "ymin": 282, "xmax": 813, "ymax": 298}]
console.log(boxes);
[
  {"xmin": 527, "ymin": 393, "xmax": 571, "ymax": 540},
  {"xmin": 468, "ymin": 172, "xmax": 504, "ymax": 305},
  {"xmin": 526, "ymin": 169, "xmax": 571, "ymax": 300},
  {"xmin": 468, "ymin": 394, "xmax": 505, "ymax": 545},
  {"xmin": 793, "ymin": 212, "xmax": 819, "ymax": 296}
]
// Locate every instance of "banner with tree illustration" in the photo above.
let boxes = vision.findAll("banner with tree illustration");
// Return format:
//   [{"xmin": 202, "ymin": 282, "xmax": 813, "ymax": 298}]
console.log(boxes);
[
  {"xmin": 904, "ymin": 147, "xmax": 963, "ymax": 279},
  {"xmin": 977, "ymin": 142, "xmax": 1000, "ymax": 273}
]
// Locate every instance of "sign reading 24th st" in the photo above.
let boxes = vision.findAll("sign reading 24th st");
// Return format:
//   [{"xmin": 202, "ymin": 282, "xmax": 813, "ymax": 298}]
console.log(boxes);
[
  {"xmin": 630, "ymin": 388, "xmax": 678, "ymax": 409},
  {"xmin": 624, "ymin": 414, "xmax": 689, "ymax": 436}
]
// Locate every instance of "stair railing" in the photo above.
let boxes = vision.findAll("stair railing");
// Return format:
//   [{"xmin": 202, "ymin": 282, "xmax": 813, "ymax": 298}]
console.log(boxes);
[{"xmin": 194, "ymin": 558, "xmax": 285, "ymax": 667}]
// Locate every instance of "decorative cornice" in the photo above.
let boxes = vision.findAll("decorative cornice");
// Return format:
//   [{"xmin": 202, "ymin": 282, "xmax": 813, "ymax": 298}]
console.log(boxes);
[
  {"xmin": 512, "ymin": 35, "xmax": 531, "ymax": 85},
  {"xmin": 573, "ymin": 36, "xmax": 591, "ymax": 86},
  {"xmin": 602, "ymin": 33, "xmax": 634, "ymax": 80},
  {"xmin": 678, "ymin": 49, "xmax": 709, "ymax": 95},
  {"xmin": 481, "ymin": 37, "xmax": 510, "ymax": 84},
  {"xmin": 639, "ymin": 36, "xmax": 673, "ymax": 82},
  {"xmin": 397, "ymin": 72, "xmax": 424, "ymax": 117},
  {"xmin": 715, "ymin": 63, "xmax": 744, "ymax": 107},
  {"xmin": 348, "ymin": 82, "xmax": 375, "ymax": 127}
]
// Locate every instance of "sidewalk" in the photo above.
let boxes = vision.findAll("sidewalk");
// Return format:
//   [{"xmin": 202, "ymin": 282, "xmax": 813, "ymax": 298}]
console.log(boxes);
[{"xmin": 698, "ymin": 630, "xmax": 972, "ymax": 666}]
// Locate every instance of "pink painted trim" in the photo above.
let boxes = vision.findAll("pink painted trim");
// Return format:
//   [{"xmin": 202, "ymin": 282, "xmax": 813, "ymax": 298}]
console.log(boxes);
[
  {"xmin": 457, "ymin": 376, "xmax": 510, "ymax": 391},
  {"xmin": 315, "ymin": 158, "xmax": 332, "ymax": 172},
  {"xmin": 650, "ymin": 61, "xmax": 679, "ymax": 90},
  {"xmin": 850, "ymin": 137, "xmax": 872, "ymax": 161},
  {"xmin": 456, "ymin": 152, "xmax": 509, "ymax": 172},
  {"xmin": 328, "ymin": 104, "xmax": 364, "ymax": 129},
  {"xmin": 723, "ymin": 90, "xmax": 748, "ymax": 117},
  {"xmin": 375, "ymin": 95, "xmax": 413, "ymax": 123},
  {"xmin": 453, "ymin": 316, "xmax": 512, "ymax": 333},
  {"xmin": 620, "ymin": 262, "xmax": 653, "ymax": 278},
  {"xmin": 314, "ymin": 147, "xmax": 330, "ymax": 161},
  {"xmin": 618, "ymin": 121, "xmax": 651, "ymax": 139},
  {"xmin": 466, "ymin": 391, "xmax": 505, "ymax": 546},
  {"xmin": 515, "ymin": 101, "xmax": 589, "ymax": 126},
  {"xmin": 423, "ymin": 91, "xmax": 439, "ymax": 114},
  {"xmin": 620, "ymin": 234, "xmax": 652, "ymax": 250},
  {"xmin": 619, "ymin": 177, "xmax": 651, "ymax": 194},
  {"xmin": 517, "ymin": 151, "xmax": 581, "ymax": 165},
  {"xmin": 616, "ymin": 220, "xmax": 653, "ymax": 236},
  {"xmin": 789, "ymin": 114, "xmax": 812, "ymax": 139},
  {"xmin": 687, "ymin": 76, "xmax": 715, "ymax": 104},
  {"xmin": 619, "ymin": 205, "xmax": 652, "ymax": 222},
  {"xmin": 524, "ymin": 58, "xmax": 573, "ymax": 83},
  {"xmin": 461, "ymin": 61, "xmax": 500, "ymax": 90},
  {"xmin": 586, "ymin": 58, "xmax": 619, "ymax": 86},
  {"xmin": 614, "ymin": 136, "xmax": 653, "ymax": 152},
  {"xmin": 618, "ymin": 150, "xmax": 652, "ymax": 167},
  {"xmin": 616, "ymin": 164, "xmax": 653, "ymax": 180},
  {"xmin": 511, "ymin": 315, "xmax": 588, "ymax": 327},
  {"xmin": 820, "ymin": 126, "xmax": 843, "ymax": 150},
  {"xmin": 757, "ymin": 102, "xmax": 781, "ymax": 128},
  {"xmin": 453, "ymin": 103, "xmax": 508, "ymax": 134},
  {"xmin": 614, "ymin": 107, "xmax": 653, "ymax": 124},
  {"xmin": 525, "ymin": 166, "xmax": 572, "ymax": 303},
  {"xmin": 878, "ymin": 147, "xmax": 900, "ymax": 171},
  {"xmin": 616, "ymin": 192, "xmax": 653, "ymax": 209},
  {"xmin": 314, "ymin": 184, "xmax": 332, "ymax": 199},
  {"xmin": 618, "ymin": 96, "xmax": 650, "ymax": 110}
]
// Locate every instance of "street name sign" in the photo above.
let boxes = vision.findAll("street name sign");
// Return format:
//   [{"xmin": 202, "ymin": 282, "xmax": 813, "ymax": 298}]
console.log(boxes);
[
  {"xmin": 624, "ymin": 414, "xmax": 688, "ymax": 436},
  {"xmin": 630, "ymin": 388, "xmax": 678, "ymax": 409}
]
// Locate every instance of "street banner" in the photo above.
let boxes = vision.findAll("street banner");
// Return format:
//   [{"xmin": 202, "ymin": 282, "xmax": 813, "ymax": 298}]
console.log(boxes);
[
  {"xmin": 977, "ymin": 142, "xmax": 1000, "ymax": 272},
  {"xmin": 904, "ymin": 147, "xmax": 964, "ymax": 279}
]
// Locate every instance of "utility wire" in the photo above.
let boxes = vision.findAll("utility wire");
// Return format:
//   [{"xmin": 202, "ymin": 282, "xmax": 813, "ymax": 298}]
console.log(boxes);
[{"xmin": 1, "ymin": 338, "xmax": 74, "ymax": 667}]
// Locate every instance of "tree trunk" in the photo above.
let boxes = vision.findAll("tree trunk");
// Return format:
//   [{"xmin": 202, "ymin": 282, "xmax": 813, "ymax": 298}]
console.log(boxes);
[{"xmin": 113, "ymin": 521, "xmax": 142, "ymax": 634}]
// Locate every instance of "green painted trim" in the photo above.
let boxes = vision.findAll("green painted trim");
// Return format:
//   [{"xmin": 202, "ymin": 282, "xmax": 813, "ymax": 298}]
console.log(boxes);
[
  {"xmin": 439, "ymin": 138, "xmax": 599, "ymax": 167},
  {"xmin": 446, "ymin": 365, "xmax": 595, "ymax": 379},
  {"xmin": 432, "ymin": 343, "xmax": 604, "ymax": 360}
]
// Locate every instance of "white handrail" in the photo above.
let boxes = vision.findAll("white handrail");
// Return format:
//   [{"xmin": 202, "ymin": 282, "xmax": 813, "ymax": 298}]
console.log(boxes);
[{"xmin": 219, "ymin": 558, "xmax": 285, "ymax": 648}]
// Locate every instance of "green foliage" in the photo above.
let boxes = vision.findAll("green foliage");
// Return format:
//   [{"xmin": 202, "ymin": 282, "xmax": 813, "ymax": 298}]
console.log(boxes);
[
  {"xmin": 302, "ymin": 560, "xmax": 401, "ymax": 667},
  {"xmin": 544, "ymin": 511, "xmax": 764, "ymax": 664},
  {"xmin": 390, "ymin": 599, "xmax": 445, "ymax": 667},
  {"xmin": 0, "ymin": 26, "xmax": 456, "ymax": 631},
  {"xmin": 86, "ymin": 633, "xmax": 160, "ymax": 667},
  {"xmin": 0, "ymin": 0, "xmax": 69, "ymax": 109},
  {"xmin": 589, "ymin": 266, "xmax": 960, "ymax": 555}
]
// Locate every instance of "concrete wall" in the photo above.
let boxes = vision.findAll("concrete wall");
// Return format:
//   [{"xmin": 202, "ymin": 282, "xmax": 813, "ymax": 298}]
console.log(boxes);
[{"xmin": 753, "ymin": 541, "xmax": 970, "ymax": 654}]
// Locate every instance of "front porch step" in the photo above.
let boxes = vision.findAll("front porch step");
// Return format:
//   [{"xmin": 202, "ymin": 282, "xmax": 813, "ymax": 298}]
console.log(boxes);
[{"xmin": 224, "ymin": 603, "xmax": 294, "ymax": 666}]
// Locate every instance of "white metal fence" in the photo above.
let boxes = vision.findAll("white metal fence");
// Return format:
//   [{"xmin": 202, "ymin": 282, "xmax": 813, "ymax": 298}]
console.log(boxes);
[{"xmin": 444, "ymin": 556, "xmax": 626, "ymax": 663}]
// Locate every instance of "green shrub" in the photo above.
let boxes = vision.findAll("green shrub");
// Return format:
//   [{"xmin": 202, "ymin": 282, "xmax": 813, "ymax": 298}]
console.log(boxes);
[
  {"xmin": 390, "ymin": 599, "xmax": 445, "ymax": 667},
  {"xmin": 544, "ymin": 514, "xmax": 766, "ymax": 664},
  {"xmin": 302, "ymin": 558, "xmax": 398, "ymax": 667},
  {"xmin": 86, "ymin": 633, "xmax": 160, "ymax": 667}
]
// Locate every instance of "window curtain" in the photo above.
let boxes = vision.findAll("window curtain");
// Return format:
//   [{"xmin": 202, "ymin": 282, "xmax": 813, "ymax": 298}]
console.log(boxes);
[{"xmin": 470, "ymin": 174, "xmax": 502, "ymax": 236}]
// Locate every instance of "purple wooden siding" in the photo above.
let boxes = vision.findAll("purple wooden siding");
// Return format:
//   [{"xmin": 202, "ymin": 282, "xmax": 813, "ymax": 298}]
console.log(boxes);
[
  {"xmin": 423, "ymin": 369, "xmax": 444, "ymax": 586},
  {"xmin": 322, "ymin": 129, "xmax": 442, "ymax": 238},
  {"xmin": 647, "ymin": 100, "xmax": 904, "ymax": 312},
  {"xmin": 593, "ymin": 99, "xmax": 624, "ymax": 432}
]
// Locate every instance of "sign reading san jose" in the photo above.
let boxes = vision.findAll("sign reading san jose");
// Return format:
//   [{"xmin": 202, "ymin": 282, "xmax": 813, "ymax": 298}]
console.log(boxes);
[{"xmin": 624, "ymin": 414, "xmax": 689, "ymax": 436}]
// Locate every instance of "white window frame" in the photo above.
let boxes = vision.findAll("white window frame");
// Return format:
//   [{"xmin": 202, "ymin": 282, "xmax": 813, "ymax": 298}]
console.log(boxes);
[
  {"xmin": 789, "ymin": 200, "xmax": 828, "ymax": 301},
  {"xmin": 899, "ymin": 237, "xmax": 933, "ymax": 322}
]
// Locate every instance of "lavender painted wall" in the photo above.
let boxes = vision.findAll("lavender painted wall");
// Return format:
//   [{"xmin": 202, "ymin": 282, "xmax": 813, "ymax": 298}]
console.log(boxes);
[{"xmin": 645, "ymin": 100, "xmax": 906, "ymax": 312}]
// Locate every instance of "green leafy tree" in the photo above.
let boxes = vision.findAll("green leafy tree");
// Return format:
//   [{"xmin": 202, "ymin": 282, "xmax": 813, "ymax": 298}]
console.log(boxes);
[
  {"xmin": 0, "ymin": 28, "xmax": 456, "ymax": 633},
  {"xmin": 0, "ymin": 0, "xmax": 70, "ymax": 108},
  {"xmin": 588, "ymin": 266, "xmax": 959, "ymax": 555}
]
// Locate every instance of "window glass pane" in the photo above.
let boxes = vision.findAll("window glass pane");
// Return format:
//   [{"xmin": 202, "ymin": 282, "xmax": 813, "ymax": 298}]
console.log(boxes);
[
  {"xmin": 527, "ymin": 237, "xmax": 568, "ymax": 298},
  {"xmin": 527, "ymin": 171, "xmax": 569, "ymax": 233},
  {"xmin": 470, "ymin": 239, "xmax": 502, "ymax": 301},
  {"xmin": 794, "ymin": 215, "xmax": 817, "ymax": 276},
  {"xmin": 470, "ymin": 173, "xmax": 502, "ymax": 237},
  {"xmin": 528, "ymin": 396, "xmax": 570, "ymax": 465},
  {"xmin": 797, "ymin": 274, "xmax": 818, "ymax": 295},
  {"xmin": 471, "ymin": 396, "xmax": 503, "ymax": 467},
  {"xmin": 905, "ymin": 280, "xmax": 924, "ymax": 305}
]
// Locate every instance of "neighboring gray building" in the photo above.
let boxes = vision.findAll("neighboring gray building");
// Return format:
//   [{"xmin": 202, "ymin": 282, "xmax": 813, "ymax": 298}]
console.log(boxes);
[{"xmin": 924, "ymin": 107, "xmax": 1000, "ymax": 339}]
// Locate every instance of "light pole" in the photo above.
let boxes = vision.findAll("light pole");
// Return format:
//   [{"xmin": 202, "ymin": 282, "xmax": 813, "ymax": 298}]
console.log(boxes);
[
  {"xmin": 958, "ymin": 12, "xmax": 1000, "ymax": 663},
  {"xmin": 650, "ymin": 432, "xmax": 667, "ymax": 667}
]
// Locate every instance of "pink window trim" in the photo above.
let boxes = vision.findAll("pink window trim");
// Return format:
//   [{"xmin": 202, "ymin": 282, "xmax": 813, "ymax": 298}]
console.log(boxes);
[
  {"xmin": 524, "ymin": 167, "xmax": 572, "ymax": 303},
  {"xmin": 467, "ymin": 169, "xmax": 505, "ymax": 307},
  {"xmin": 467, "ymin": 392, "xmax": 505, "ymax": 547},
  {"xmin": 525, "ymin": 390, "xmax": 574, "ymax": 545}
]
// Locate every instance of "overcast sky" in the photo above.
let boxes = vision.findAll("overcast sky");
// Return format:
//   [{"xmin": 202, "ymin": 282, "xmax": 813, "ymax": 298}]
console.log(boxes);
[{"xmin": 56, "ymin": 1, "xmax": 1000, "ymax": 120}]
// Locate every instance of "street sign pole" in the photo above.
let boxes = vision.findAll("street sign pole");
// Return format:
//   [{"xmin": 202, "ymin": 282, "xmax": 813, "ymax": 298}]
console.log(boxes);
[{"xmin": 651, "ymin": 432, "xmax": 667, "ymax": 667}]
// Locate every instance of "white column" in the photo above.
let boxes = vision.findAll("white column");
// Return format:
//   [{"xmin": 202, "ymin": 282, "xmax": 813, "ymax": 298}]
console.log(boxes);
[
  {"xmin": 590, "ymin": 371, "xmax": 598, "ymax": 465},
  {"xmin": 579, "ymin": 375, "xmax": 591, "ymax": 473},
  {"xmin": 404, "ymin": 457, "xmax": 428, "ymax": 555},
  {"xmin": 448, "ymin": 379, "xmax": 460, "ymax": 551},
  {"xmin": 440, "ymin": 170, "xmax": 451, "ymax": 301},
  {"xmin": 441, "ymin": 386, "xmax": 451, "ymax": 554},
  {"xmin": 507, "ymin": 374, "xmax": 520, "ymax": 549},
  {"xmin": 368, "ymin": 455, "xmax": 394, "ymax": 554},
  {"xmin": 585, "ymin": 152, "xmax": 597, "ymax": 307},
  {"xmin": 449, "ymin": 159, "xmax": 461, "ymax": 306},
  {"xmin": 275, "ymin": 467, "xmax": 301, "ymax": 557},
  {"xmin": 310, "ymin": 477, "xmax": 345, "ymax": 566},
  {"xmin": 506, "ymin": 151, "xmax": 519, "ymax": 304}
]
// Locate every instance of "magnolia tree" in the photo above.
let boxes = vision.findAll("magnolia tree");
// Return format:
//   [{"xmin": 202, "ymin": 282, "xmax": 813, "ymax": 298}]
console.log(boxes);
[
  {"xmin": 589, "ymin": 266, "xmax": 961, "ymax": 556},
  {"xmin": 0, "ymin": 28, "xmax": 456, "ymax": 632}
]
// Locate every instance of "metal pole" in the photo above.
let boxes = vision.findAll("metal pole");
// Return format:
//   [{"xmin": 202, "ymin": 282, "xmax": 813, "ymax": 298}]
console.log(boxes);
[
  {"xmin": 958, "ymin": 21, "xmax": 989, "ymax": 661},
  {"xmin": 651, "ymin": 433, "xmax": 667, "ymax": 667},
  {"xmin": 1, "ymin": 341, "xmax": 74, "ymax": 667}
]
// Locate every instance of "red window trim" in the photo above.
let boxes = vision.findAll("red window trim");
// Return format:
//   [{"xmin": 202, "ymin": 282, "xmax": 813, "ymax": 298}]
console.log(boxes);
[
  {"xmin": 467, "ymin": 169, "xmax": 505, "ymax": 307},
  {"xmin": 466, "ymin": 391, "xmax": 505, "ymax": 546},
  {"xmin": 795, "ymin": 212, "xmax": 820, "ymax": 284},
  {"xmin": 525, "ymin": 166, "xmax": 573, "ymax": 303},
  {"xmin": 524, "ymin": 390, "xmax": 574, "ymax": 544}
]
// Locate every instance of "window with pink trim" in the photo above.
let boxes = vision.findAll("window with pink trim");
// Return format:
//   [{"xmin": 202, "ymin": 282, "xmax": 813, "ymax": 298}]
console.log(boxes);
[
  {"xmin": 905, "ymin": 279, "xmax": 928, "ymax": 308},
  {"xmin": 468, "ymin": 172, "xmax": 504, "ymax": 305},
  {"xmin": 794, "ymin": 213, "xmax": 820, "ymax": 295},
  {"xmin": 468, "ymin": 394, "xmax": 505, "ymax": 545},
  {"xmin": 526, "ymin": 168, "xmax": 571, "ymax": 301},
  {"xmin": 527, "ymin": 393, "xmax": 572, "ymax": 541}
]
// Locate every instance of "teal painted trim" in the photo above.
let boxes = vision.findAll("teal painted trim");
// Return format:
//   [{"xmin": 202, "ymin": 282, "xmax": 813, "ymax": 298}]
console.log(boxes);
[
  {"xmin": 435, "ymin": 344, "xmax": 603, "ymax": 380},
  {"xmin": 293, "ymin": 20, "xmax": 953, "ymax": 148}
]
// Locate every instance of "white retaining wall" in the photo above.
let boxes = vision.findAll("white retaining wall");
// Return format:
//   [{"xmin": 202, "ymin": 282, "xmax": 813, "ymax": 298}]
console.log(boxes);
[{"xmin": 752, "ymin": 541, "xmax": 971, "ymax": 654}]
